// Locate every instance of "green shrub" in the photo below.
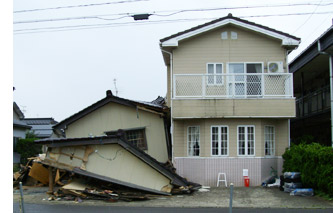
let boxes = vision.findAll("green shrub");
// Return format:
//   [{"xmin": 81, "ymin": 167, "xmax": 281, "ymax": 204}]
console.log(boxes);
[
  {"xmin": 282, "ymin": 143, "xmax": 333, "ymax": 197},
  {"xmin": 16, "ymin": 138, "xmax": 42, "ymax": 165}
]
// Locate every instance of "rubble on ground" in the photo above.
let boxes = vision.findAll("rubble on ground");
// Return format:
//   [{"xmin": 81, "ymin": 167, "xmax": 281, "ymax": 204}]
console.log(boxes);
[{"xmin": 13, "ymin": 155, "xmax": 200, "ymax": 203}]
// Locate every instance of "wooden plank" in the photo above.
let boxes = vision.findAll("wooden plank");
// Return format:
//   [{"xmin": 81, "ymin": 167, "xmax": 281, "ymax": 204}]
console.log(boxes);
[{"xmin": 28, "ymin": 162, "xmax": 49, "ymax": 185}]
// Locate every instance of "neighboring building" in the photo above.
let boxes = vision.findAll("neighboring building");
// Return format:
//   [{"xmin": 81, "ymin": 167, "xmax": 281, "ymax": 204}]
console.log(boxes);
[
  {"xmin": 160, "ymin": 14, "xmax": 300, "ymax": 186},
  {"xmin": 23, "ymin": 118, "xmax": 61, "ymax": 139},
  {"xmin": 289, "ymin": 26, "xmax": 333, "ymax": 146},
  {"xmin": 13, "ymin": 102, "xmax": 31, "ymax": 163},
  {"xmin": 53, "ymin": 90, "xmax": 170, "ymax": 163}
]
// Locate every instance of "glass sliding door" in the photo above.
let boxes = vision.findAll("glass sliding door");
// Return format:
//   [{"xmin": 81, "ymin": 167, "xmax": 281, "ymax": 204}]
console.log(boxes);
[
  {"xmin": 228, "ymin": 63, "xmax": 245, "ymax": 97},
  {"xmin": 228, "ymin": 63, "xmax": 262, "ymax": 97}
]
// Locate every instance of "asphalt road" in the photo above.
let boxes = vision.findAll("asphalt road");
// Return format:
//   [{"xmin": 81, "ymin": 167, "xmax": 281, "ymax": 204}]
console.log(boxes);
[{"xmin": 13, "ymin": 203, "xmax": 333, "ymax": 213}]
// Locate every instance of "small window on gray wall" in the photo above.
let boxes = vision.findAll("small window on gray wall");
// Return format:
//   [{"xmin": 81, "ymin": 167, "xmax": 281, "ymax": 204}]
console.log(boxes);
[
  {"xmin": 231, "ymin": 31, "xmax": 238, "ymax": 39},
  {"xmin": 221, "ymin": 31, "xmax": 228, "ymax": 40}
]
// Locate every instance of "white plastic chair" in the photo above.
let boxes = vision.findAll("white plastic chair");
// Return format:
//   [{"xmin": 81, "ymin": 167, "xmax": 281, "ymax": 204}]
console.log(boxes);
[{"xmin": 217, "ymin": 172, "xmax": 227, "ymax": 187}]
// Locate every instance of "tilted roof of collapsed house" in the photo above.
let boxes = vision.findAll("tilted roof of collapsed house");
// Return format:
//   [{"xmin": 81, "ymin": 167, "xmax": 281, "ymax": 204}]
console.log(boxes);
[
  {"xmin": 35, "ymin": 133, "xmax": 191, "ymax": 195},
  {"xmin": 160, "ymin": 13, "xmax": 301, "ymax": 64},
  {"xmin": 53, "ymin": 90, "xmax": 169, "ymax": 131}
]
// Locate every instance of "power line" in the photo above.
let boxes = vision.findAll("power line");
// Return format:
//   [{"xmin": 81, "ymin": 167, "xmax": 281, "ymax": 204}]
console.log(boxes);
[
  {"xmin": 13, "ymin": 0, "xmax": 149, "ymax": 13},
  {"xmin": 14, "ymin": 15, "xmax": 131, "ymax": 24},
  {"xmin": 14, "ymin": 11, "xmax": 333, "ymax": 35},
  {"xmin": 153, "ymin": 2, "xmax": 333, "ymax": 17},
  {"xmin": 292, "ymin": 0, "xmax": 324, "ymax": 34},
  {"xmin": 14, "ymin": 2, "xmax": 333, "ymax": 24}
]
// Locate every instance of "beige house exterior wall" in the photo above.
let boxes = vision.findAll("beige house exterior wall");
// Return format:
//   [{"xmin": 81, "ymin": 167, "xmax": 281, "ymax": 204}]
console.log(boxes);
[
  {"xmin": 172, "ymin": 99, "xmax": 295, "ymax": 118},
  {"xmin": 172, "ymin": 25, "xmax": 286, "ymax": 76},
  {"xmin": 65, "ymin": 102, "xmax": 168, "ymax": 162},
  {"xmin": 173, "ymin": 118, "xmax": 288, "ymax": 158}
]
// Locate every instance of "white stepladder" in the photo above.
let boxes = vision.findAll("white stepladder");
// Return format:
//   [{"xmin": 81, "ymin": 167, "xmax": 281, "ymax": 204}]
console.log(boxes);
[{"xmin": 217, "ymin": 172, "xmax": 227, "ymax": 187}]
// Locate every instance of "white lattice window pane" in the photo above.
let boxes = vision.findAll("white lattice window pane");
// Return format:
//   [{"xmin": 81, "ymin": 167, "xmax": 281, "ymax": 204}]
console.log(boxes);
[
  {"xmin": 220, "ymin": 127, "xmax": 228, "ymax": 155},
  {"xmin": 212, "ymin": 127, "xmax": 219, "ymax": 155},
  {"xmin": 265, "ymin": 126, "xmax": 275, "ymax": 156},
  {"xmin": 216, "ymin": 64, "xmax": 223, "ymax": 84},
  {"xmin": 229, "ymin": 63, "xmax": 244, "ymax": 81},
  {"xmin": 216, "ymin": 63, "xmax": 223, "ymax": 84},
  {"xmin": 238, "ymin": 127, "xmax": 245, "ymax": 155},
  {"xmin": 188, "ymin": 126, "xmax": 200, "ymax": 156},
  {"xmin": 247, "ymin": 127, "xmax": 254, "ymax": 155}
]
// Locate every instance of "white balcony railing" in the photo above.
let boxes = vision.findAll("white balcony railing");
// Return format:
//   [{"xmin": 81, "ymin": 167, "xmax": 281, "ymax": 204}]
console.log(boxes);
[{"xmin": 173, "ymin": 73, "xmax": 293, "ymax": 99}]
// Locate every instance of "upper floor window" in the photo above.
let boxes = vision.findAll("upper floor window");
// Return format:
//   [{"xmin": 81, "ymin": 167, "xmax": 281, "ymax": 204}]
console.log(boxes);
[
  {"xmin": 238, "ymin": 125, "xmax": 255, "ymax": 156},
  {"xmin": 188, "ymin": 126, "xmax": 200, "ymax": 156},
  {"xmin": 207, "ymin": 63, "xmax": 223, "ymax": 85},
  {"xmin": 211, "ymin": 126, "xmax": 228, "ymax": 156},
  {"xmin": 105, "ymin": 128, "xmax": 147, "ymax": 150},
  {"xmin": 264, "ymin": 126, "xmax": 275, "ymax": 156}
]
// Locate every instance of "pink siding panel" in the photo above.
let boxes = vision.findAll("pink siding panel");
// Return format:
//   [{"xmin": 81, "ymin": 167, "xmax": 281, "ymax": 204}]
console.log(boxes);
[{"xmin": 174, "ymin": 157, "xmax": 282, "ymax": 186}]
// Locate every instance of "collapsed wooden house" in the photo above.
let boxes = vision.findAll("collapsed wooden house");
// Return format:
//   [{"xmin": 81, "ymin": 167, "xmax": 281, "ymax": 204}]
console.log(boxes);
[{"xmin": 36, "ymin": 134, "xmax": 191, "ymax": 195}]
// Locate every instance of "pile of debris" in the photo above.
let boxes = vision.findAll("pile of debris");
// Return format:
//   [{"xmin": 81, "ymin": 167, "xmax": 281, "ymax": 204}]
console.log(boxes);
[{"xmin": 14, "ymin": 155, "xmax": 200, "ymax": 203}]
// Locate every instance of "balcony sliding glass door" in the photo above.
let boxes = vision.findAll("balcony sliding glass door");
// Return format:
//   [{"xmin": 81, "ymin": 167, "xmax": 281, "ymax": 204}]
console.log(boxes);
[{"xmin": 228, "ymin": 63, "xmax": 263, "ymax": 97}]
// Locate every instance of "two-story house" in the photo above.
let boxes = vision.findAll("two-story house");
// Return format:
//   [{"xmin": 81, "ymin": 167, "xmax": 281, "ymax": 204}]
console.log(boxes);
[{"xmin": 160, "ymin": 14, "xmax": 300, "ymax": 186}]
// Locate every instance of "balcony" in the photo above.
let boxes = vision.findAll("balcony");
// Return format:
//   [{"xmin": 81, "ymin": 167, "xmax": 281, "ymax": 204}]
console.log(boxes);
[
  {"xmin": 173, "ymin": 73, "xmax": 293, "ymax": 99},
  {"xmin": 296, "ymin": 86, "xmax": 330, "ymax": 119}
]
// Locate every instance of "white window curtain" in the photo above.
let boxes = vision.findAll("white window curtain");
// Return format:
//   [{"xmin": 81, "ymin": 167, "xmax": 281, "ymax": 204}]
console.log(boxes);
[{"xmin": 188, "ymin": 126, "xmax": 200, "ymax": 156}]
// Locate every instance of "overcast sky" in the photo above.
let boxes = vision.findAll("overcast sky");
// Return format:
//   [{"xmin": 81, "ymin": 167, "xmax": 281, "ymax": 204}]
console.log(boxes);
[{"xmin": 13, "ymin": 0, "xmax": 333, "ymax": 122}]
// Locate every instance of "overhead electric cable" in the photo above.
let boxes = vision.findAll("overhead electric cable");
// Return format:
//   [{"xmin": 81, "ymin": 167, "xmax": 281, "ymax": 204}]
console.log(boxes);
[
  {"xmin": 292, "ymin": 0, "xmax": 324, "ymax": 33},
  {"xmin": 14, "ymin": 0, "xmax": 148, "ymax": 13},
  {"xmin": 14, "ymin": 2, "xmax": 333, "ymax": 24},
  {"xmin": 14, "ymin": 11, "xmax": 333, "ymax": 35}
]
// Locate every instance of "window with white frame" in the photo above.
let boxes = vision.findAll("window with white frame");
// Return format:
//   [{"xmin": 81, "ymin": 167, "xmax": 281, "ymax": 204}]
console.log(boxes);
[
  {"xmin": 188, "ymin": 126, "xmax": 200, "ymax": 156},
  {"xmin": 265, "ymin": 126, "xmax": 275, "ymax": 156},
  {"xmin": 207, "ymin": 63, "xmax": 223, "ymax": 85},
  {"xmin": 211, "ymin": 126, "xmax": 228, "ymax": 156},
  {"xmin": 228, "ymin": 63, "xmax": 263, "ymax": 96},
  {"xmin": 238, "ymin": 126, "xmax": 255, "ymax": 156}
]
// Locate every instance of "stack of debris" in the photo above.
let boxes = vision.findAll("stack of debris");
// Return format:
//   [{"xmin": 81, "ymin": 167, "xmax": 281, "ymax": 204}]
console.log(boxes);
[{"xmin": 13, "ymin": 156, "xmax": 47, "ymax": 188}]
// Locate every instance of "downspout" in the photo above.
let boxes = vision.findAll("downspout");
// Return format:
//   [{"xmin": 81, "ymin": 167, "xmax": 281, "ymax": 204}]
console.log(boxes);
[
  {"xmin": 161, "ymin": 48, "xmax": 174, "ymax": 162},
  {"xmin": 286, "ymin": 49, "xmax": 292, "ymax": 147},
  {"xmin": 329, "ymin": 55, "xmax": 333, "ymax": 148},
  {"xmin": 318, "ymin": 40, "xmax": 333, "ymax": 148}
]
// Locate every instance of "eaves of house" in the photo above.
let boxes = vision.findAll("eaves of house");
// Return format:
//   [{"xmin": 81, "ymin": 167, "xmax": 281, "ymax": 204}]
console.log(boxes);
[{"xmin": 289, "ymin": 26, "xmax": 333, "ymax": 73}]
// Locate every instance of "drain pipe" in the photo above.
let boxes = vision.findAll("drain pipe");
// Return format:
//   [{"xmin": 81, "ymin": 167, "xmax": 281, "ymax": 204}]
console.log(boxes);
[
  {"xmin": 329, "ymin": 55, "xmax": 333, "ymax": 148},
  {"xmin": 318, "ymin": 41, "xmax": 333, "ymax": 148},
  {"xmin": 161, "ymin": 48, "xmax": 175, "ymax": 161},
  {"xmin": 286, "ymin": 49, "xmax": 292, "ymax": 147}
]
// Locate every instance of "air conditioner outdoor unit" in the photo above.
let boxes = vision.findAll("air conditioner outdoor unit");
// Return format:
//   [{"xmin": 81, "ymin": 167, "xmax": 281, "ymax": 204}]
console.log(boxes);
[{"xmin": 267, "ymin": 61, "xmax": 283, "ymax": 73}]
